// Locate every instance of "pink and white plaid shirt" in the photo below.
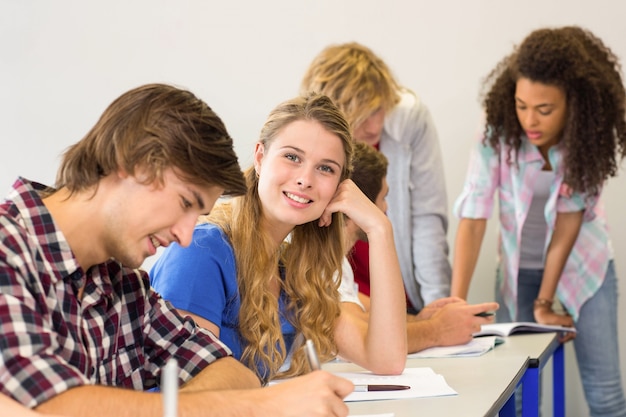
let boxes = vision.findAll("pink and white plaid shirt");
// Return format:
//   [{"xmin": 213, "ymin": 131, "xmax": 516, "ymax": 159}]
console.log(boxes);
[{"xmin": 454, "ymin": 135, "xmax": 611, "ymax": 321}]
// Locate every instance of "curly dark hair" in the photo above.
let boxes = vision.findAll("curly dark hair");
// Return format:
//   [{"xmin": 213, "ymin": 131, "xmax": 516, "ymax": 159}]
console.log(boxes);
[{"xmin": 481, "ymin": 26, "xmax": 626, "ymax": 195}]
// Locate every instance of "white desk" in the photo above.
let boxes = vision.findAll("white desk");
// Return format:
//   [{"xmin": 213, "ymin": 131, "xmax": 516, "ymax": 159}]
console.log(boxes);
[
  {"xmin": 324, "ymin": 354, "xmax": 528, "ymax": 416},
  {"xmin": 323, "ymin": 333, "xmax": 563, "ymax": 417}
]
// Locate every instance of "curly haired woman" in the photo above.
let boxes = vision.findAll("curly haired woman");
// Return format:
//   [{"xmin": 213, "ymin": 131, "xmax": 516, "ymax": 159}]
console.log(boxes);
[
  {"xmin": 451, "ymin": 26, "xmax": 626, "ymax": 416},
  {"xmin": 150, "ymin": 93, "xmax": 407, "ymax": 383}
]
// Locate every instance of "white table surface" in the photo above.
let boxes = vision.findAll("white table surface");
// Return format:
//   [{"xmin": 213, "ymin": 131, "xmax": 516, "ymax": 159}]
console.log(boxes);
[{"xmin": 323, "ymin": 333, "xmax": 560, "ymax": 417}]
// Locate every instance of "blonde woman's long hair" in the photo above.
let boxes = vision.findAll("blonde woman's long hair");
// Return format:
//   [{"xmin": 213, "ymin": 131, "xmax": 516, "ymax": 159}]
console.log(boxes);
[{"xmin": 207, "ymin": 93, "xmax": 354, "ymax": 383}]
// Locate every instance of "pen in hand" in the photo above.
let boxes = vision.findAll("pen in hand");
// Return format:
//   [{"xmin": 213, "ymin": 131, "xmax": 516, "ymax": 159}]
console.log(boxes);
[
  {"xmin": 162, "ymin": 358, "xmax": 178, "ymax": 417},
  {"xmin": 304, "ymin": 339, "xmax": 321, "ymax": 371}
]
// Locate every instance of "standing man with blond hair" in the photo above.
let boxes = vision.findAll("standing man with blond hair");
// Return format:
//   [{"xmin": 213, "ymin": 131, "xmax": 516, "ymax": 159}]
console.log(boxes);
[{"xmin": 301, "ymin": 42, "xmax": 451, "ymax": 313}]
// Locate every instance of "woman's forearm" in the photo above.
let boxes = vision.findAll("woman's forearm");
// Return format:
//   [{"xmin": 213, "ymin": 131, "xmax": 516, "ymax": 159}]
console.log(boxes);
[
  {"xmin": 451, "ymin": 218, "xmax": 487, "ymax": 299},
  {"xmin": 538, "ymin": 210, "xmax": 584, "ymax": 303}
]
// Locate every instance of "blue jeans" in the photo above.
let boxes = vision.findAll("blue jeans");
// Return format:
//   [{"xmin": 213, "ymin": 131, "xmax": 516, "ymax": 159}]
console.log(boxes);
[{"xmin": 497, "ymin": 261, "xmax": 626, "ymax": 417}]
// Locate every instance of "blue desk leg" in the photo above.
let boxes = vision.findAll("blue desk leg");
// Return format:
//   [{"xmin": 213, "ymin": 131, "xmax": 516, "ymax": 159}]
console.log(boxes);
[
  {"xmin": 521, "ymin": 367, "xmax": 540, "ymax": 417},
  {"xmin": 553, "ymin": 343, "xmax": 565, "ymax": 417},
  {"xmin": 500, "ymin": 390, "xmax": 516, "ymax": 417},
  {"xmin": 520, "ymin": 342, "xmax": 565, "ymax": 417}
]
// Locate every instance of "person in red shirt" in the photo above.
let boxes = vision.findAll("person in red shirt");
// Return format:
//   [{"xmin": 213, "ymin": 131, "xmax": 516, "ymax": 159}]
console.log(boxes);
[{"xmin": 341, "ymin": 142, "xmax": 499, "ymax": 352}]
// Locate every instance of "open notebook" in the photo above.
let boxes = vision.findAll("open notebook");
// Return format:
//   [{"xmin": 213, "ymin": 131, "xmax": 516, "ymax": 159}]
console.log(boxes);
[
  {"xmin": 474, "ymin": 322, "xmax": 576, "ymax": 337},
  {"xmin": 407, "ymin": 336, "xmax": 501, "ymax": 358}
]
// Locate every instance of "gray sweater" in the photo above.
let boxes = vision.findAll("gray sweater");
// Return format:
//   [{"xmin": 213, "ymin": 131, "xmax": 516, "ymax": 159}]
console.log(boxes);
[{"xmin": 380, "ymin": 90, "xmax": 451, "ymax": 310}]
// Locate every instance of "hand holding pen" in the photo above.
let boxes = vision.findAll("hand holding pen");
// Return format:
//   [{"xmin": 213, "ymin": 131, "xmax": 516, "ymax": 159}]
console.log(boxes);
[{"xmin": 304, "ymin": 339, "xmax": 409, "ymax": 392}]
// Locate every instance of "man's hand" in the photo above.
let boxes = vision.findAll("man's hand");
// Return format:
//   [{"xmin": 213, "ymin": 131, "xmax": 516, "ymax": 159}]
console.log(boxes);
[
  {"xmin": 414, "ymin": 297, "xmax": 467, "ymax": 321},
  {"xmin": 428, "ymin": 301, "xmax": 500, "ymax": 346}
]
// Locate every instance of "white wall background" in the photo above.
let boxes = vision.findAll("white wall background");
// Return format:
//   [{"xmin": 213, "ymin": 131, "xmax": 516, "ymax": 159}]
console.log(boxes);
[{"xmin": 2, "ymin": 1, "xmax": 625, "ymax": 415}]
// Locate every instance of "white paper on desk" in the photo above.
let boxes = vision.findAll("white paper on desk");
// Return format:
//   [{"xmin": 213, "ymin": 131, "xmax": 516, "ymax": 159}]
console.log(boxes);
[
  {"xmin": 336, "ymin": 367, "xmax": 457, "ymax": 402},
  {"xmin": 407, "ymin": 336, "xmax": 500, "ymax": 358}
]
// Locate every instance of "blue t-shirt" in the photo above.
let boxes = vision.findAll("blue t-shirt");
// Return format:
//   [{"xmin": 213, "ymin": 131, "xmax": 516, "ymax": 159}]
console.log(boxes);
[{"xmin": 150, "ymin": 223, "xmax": 296, "ymax": 368}]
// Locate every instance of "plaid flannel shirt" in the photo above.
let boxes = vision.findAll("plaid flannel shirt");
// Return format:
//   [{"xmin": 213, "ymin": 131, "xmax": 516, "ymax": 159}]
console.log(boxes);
[{"xmin": 0, "ymin": 178, "xmax": 232, "ymax": 407}]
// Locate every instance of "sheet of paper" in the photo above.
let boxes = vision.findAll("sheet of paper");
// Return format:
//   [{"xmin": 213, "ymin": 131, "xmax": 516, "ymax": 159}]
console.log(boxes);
[
  {"xmin": 335, "ymin": 367, "xmax": 457, "ymax": 402},
  {"xmin": 407, "ymin": 336, "xmax": 500, "ymax": 358}
]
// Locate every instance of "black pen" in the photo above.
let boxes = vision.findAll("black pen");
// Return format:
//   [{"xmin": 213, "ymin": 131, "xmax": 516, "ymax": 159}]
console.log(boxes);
[
  {"xmin": 475, "ymin": 311, "xmax": 495, "ymax": 317},
  {"xmin": 354, "ymin": 384, "xmax": 411, "ymax": 392}
]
